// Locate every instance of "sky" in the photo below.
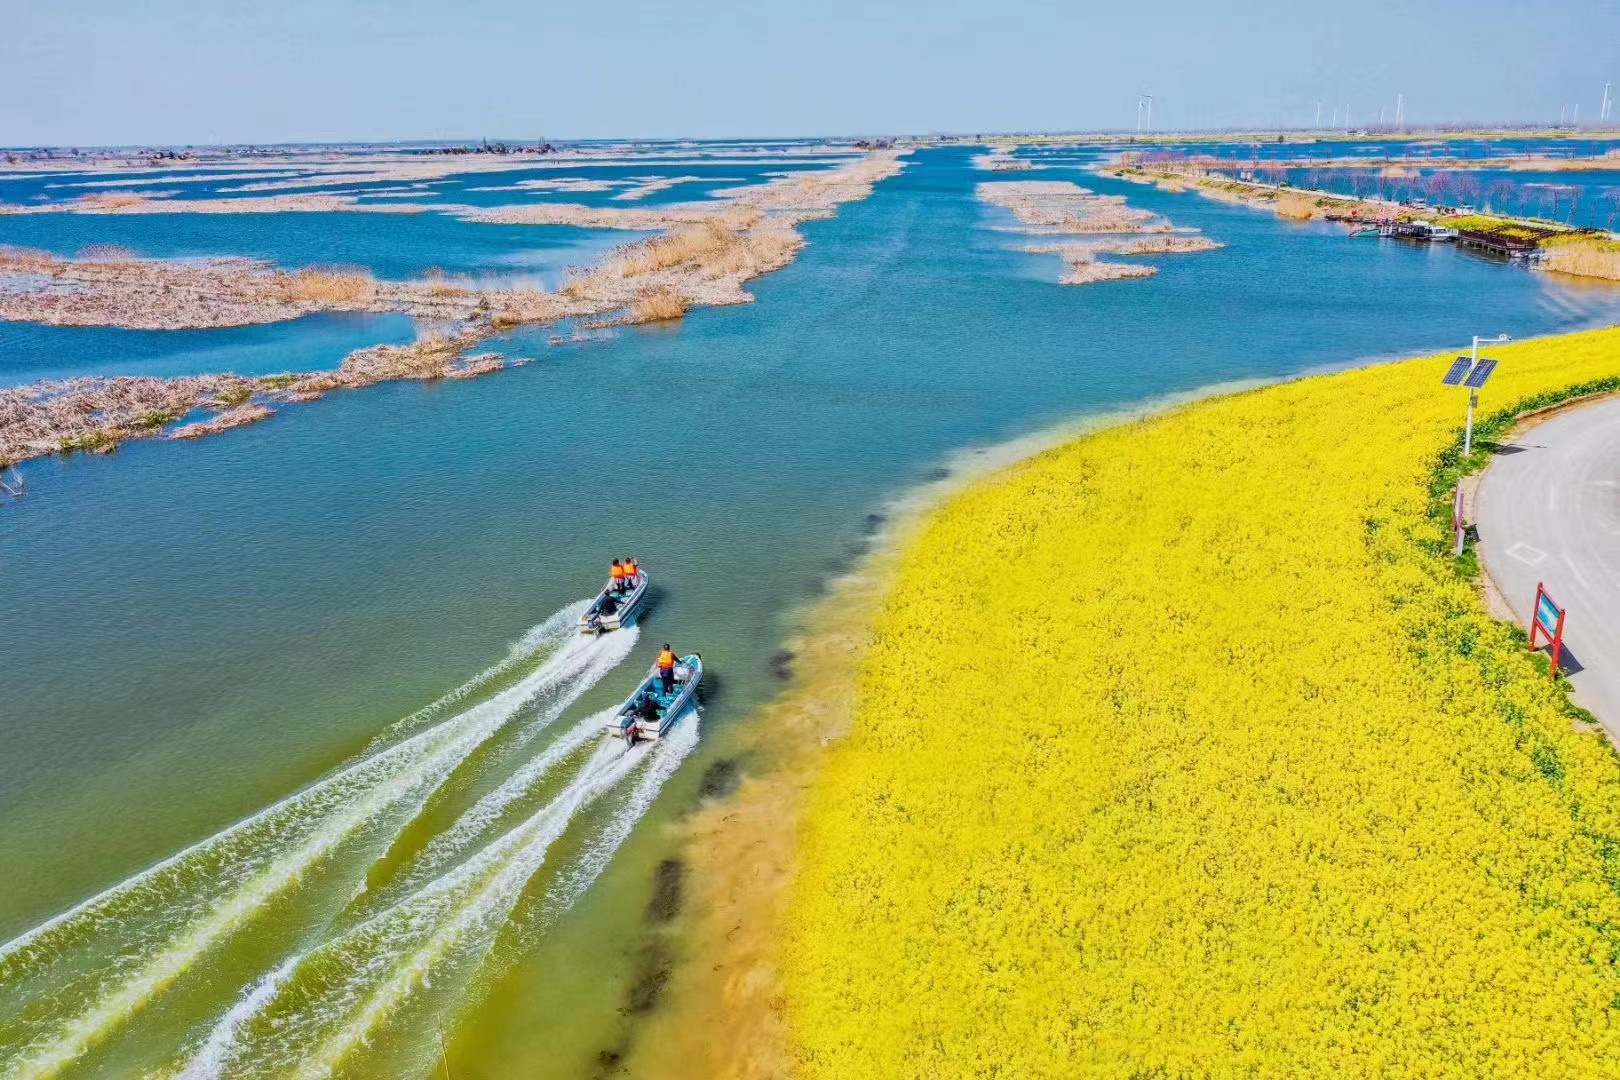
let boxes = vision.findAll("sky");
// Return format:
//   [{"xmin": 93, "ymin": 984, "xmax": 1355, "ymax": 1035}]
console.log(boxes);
[{"xmin": 5, "ymin": 0, "xmax": 1619, "ymax": 146}]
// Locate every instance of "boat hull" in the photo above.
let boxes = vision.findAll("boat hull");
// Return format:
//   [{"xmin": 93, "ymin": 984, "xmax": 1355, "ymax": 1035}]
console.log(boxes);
[{"xmin": 581, "ymin": 571, "xmax": 647, "ymax": 633}]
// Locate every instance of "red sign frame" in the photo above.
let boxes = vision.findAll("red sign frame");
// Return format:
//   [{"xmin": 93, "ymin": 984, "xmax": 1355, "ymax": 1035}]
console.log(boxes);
[{"xmin": 1528, "ymin": 581, "xmax": 1566, "ymax": 681}]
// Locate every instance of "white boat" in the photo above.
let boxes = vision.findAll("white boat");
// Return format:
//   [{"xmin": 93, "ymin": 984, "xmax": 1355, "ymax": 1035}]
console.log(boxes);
[
  {"xmin": 580, "ymin": 569, "xmax": 647, "ymax": 634},
  {"xmin": 605, "ymin": 653, "xmax": 703, "ymax": 742}
]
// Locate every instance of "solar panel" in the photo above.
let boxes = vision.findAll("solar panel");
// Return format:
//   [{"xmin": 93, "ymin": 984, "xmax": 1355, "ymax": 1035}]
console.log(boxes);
[
  {"xmin": 1441, "ymin": 356, "xmax": 1473, "ymax": 385},
  {"xmin": 1464, "ymin": 358, "xmax": 1498, "ymax": 389}
]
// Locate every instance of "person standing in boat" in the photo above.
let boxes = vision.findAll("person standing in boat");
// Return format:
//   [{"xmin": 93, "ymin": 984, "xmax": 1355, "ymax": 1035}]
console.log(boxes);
[
  {"xmin": 657, "ymin": 643, "xmax": 677, "ymax": 693},
  {"xmin": 610, "ymin": 558, "xmax": 626, "ymax": 594},
  {"xmin": 625, "ymin": 556, "xmax": 639, "ymax": 585}
]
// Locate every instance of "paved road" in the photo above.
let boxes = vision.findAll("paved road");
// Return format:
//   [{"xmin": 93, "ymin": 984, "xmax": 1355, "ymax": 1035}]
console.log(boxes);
[{"xmin": 1476, "ymin": 396, "xmax": 1620, "ymax": 733}]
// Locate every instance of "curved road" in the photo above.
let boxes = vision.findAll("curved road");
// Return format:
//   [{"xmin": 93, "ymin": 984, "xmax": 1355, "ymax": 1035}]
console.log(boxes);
[{"xmin": 1476, "ymin": 396, "xmax": 1620, "ymax": 733}]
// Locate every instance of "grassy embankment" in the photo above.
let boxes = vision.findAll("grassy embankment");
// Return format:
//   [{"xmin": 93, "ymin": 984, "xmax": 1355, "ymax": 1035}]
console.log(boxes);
[{"xmin": 785, "ymin": 326, "xmax": 1620, "ymax": 1076}]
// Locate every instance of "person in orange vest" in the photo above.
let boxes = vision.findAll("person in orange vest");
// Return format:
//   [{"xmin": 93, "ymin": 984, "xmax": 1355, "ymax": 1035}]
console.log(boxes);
[
  {"xmin": 610, "ymin": 558, "xmax": 626, "ymax": 593},
  {"xmin": 625, "ymin": 556, "xmax": 639, "ymax": 584},
  {"xmin": 657, "ymin": 643, "xmax": 677, "ymax": 693}
]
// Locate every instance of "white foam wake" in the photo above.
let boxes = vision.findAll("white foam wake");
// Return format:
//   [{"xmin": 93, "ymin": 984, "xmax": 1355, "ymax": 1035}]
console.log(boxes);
[
  {"xmin": 185, "ymin": 711, "xmax": 699, "ymax": 1080},
  {"xmin": 546, "ymin": 709, "xmax": 701, "ymax": 917},
  {"xmin": 367, "ymin": 602, "xmax": 589, "ymax": 748},
  {"xmin": 352, "ymin": 630, "xmax": 635, "ymax": 912},
  {"xmin": 0, "ymin": 603, "xmax": 626, "ymax": 1080}
]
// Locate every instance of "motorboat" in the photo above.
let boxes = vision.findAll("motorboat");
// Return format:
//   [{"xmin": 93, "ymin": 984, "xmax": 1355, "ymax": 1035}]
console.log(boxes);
[
  {"xmin": 605, "ymin": 653, "xmax": 703, "ymax": 742},
  {"xmin": 581, "ymin": 569, "xmax": 647, "ymax": 634}
]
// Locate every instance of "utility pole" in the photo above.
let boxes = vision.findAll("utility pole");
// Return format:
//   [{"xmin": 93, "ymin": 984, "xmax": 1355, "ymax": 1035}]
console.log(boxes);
[{"xmin": 1463, "ymin": 334, "xmax": 1509, "ymax": 456}]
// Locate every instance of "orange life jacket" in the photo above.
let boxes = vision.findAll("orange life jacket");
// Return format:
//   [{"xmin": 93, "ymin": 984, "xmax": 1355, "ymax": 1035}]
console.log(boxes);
[
  {"xmin": 658, "ymin": 649, "xmax": 676, "ymax": 669},
  {"xmin": 610, "ymin": 562, "xmax": 625, "ymax": 581},
  {"xmin": 626, "ymin": 561, "xmax": 639, "ymax": 578}
]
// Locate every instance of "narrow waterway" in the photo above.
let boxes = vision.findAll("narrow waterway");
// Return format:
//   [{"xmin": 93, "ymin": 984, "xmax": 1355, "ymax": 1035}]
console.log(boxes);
[{"xmin": 4, "ymin": 144, "xmax": 1620, "ymax": 1077}]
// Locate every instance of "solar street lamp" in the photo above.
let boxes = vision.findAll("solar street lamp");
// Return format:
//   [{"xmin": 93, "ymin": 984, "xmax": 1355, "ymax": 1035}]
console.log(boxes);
[{"xmin": 1440, "ymin": 334, "xmax": 1510, "ymax": 456}]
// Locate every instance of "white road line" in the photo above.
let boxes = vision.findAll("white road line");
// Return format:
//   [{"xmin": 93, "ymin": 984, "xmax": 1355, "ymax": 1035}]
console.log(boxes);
[
  {"xmin": 1564, "ymin": 554, "xmax": 1593, "ymax": 591},
  {"xmin": 1506, "ymin": 542, "xmax": 1548, "ymax": 566}
]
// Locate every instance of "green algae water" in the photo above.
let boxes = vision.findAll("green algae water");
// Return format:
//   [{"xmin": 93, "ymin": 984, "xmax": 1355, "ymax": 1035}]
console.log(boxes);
[{"xmin": 5, "ymin": 143, "xmax": 1620, "ymax": 1078}]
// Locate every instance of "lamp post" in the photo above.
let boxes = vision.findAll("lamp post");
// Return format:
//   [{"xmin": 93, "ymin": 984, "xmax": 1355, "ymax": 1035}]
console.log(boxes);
[{"xmin": 1463, "ymin": 333, "xmax": 1509, "ymax": 456}]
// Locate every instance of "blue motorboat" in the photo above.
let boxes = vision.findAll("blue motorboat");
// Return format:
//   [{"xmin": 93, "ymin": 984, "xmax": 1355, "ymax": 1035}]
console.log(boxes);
[{"xmin": 605, "ymin": 653, "xmax": 703, "ymax": 742}]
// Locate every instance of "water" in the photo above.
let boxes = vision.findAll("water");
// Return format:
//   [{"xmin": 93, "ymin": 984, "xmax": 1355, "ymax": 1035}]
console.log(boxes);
[
  {"xmin": 0, "ymin": 212, "xmax": 645, "ymax": 284},
  {"xmin": 1047, "ymin": 135, "xmax": 1620, "ymax": 230},
  {"xmin": 0, "ymin": 313, "xmax": 417, "ymax": 384},
  {"xmin": 4, "ymin": 143, "xmax": 1620, "ymax": 1077}
]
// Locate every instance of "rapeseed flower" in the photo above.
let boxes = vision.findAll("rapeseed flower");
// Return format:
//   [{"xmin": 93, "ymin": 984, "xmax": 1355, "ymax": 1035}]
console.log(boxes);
[{"xmin": 785, "ymin": 327, "xmax": 1620, "ymax": 1077}]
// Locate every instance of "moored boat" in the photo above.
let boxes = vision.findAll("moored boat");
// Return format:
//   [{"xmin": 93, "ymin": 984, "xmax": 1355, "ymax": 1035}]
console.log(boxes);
[
  {"xmin": 581, "ymin": 568, "xmax": 648, "ymax": 634},
  {"xmin": 605, "ymin": 653, "xmax": 703, "ymax": 742}
]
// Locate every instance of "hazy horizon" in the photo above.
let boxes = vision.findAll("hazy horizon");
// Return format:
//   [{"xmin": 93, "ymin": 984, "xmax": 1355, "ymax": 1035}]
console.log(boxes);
[{"xmin": 6, "ymin": 0, "xmax": 1618, "ymax": 147}]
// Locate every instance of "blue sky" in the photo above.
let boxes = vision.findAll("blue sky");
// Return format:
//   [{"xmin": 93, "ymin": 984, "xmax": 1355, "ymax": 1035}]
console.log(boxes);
[{"xmin": 5, "ymin": 0, "xmax": 1618, "ymax": 145}]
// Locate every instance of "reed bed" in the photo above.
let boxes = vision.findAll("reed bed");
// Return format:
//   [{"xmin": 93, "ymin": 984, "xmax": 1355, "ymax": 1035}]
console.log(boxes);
[
  {"xmin": 1539, "ymin": 234, "xmax": 1620, "ymax": 282},
  {"xmin": 984, "ymin": 182, "xmax": 1218, "ymax": 285},
  {"xmin": 1, "ymin": 149, "xmax": 911, "ymax": 472},
  {"xmin": 1272, "ymin": 190, "xmax": 1322, "ymax": 219},
  {"xmin": 275, "ymin": 267, "xmax": 377, "ymax": 305},
  {"xmin": 626, "ymin": 284, "xmax": 688, "ymax": 323}
]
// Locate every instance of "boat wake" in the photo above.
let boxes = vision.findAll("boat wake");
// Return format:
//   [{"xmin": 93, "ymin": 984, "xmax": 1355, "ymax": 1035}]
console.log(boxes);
[
  {"xmin": 180, "ymin": 711, "xmax": 700, "ymax": 1080},
  {"xmin": 0, "ymin": 601, "xmax": 667, "ymax": 1080}
]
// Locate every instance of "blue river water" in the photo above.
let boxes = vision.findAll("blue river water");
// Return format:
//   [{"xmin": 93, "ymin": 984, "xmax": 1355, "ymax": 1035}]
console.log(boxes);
[{"xmin": 3, "ymin": 143, "xmax": 1619, "ymax": 1077}]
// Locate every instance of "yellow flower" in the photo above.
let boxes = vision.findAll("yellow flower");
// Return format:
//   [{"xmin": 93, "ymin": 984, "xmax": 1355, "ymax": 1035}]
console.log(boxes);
[{"xmin": 785, "ymin": 327, "xmax": 1620, "ymax": 1077}]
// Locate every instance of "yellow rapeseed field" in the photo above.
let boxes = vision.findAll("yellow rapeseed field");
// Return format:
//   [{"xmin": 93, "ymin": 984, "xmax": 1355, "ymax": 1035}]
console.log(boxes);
[{"xmin": 785, "ymin": 326, "xmax": 1620, "ymax": 1077}]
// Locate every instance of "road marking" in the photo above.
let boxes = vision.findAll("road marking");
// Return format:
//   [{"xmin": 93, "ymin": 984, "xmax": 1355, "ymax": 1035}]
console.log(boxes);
[
  {"xmin": 1506, "ymin": 542, "xmax": 1548, "ymax": 566},
  {"xmin": 1565, "ymin": 554, "xmax": 1593, "ymax": 590}
]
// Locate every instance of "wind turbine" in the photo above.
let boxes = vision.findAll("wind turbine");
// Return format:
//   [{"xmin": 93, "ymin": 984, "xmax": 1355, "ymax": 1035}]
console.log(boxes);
[
  {"xmin": 1395, "ymin": 94, "xmax": 1405, "ymax": 132},
  {"xmin": 1602, "ymin": 83, "xmax": 1613, "ymax": 123}
]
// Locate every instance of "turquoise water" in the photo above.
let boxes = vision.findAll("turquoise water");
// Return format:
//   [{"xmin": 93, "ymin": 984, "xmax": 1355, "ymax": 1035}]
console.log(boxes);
[
  {"xmin": 4, "ymin": 144, "xmax": 1620, "ymax": 1078},
  {"xmin": 0, "ymin": 212, "xmax": 645, "ymax": 283},
  {"xmin": 0, "ymin": 313, "xmax": 417, "ymax": 383},
  {"xmin": 0, "ymin": 146, "xmax": 850, "ymax": 211}
]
